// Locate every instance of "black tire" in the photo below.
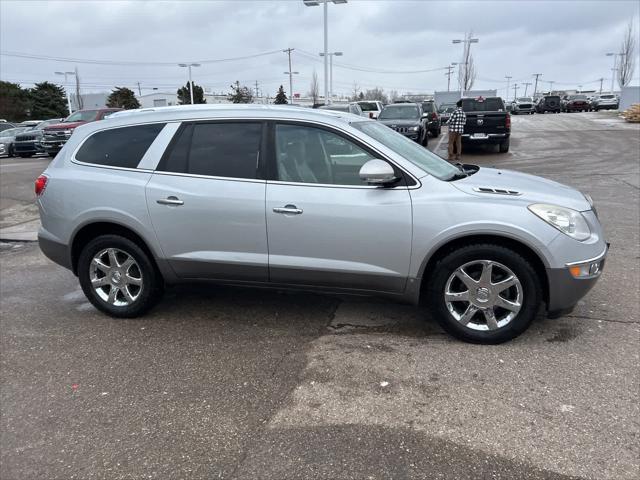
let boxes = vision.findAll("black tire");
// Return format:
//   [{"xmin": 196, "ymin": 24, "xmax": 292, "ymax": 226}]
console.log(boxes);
[
  {"xmin": 426, "ymin": 244, "xmax": 541, "ymax": 344},
  {"xmin": 430, "ymin": 127, "xmax": 440, "ymax": 138},
  {"xmin": 78, "ymin": 234, "xmax": 164, "ymax": 318},
  {"xmin": 499, "ymin": 138, "xmax": 510, "ymax": 153},
  {"xmin": 19, "ymin": 153, "xmax": 34, "ymax": 158},
  {"xmin": 7, "ymin": 145, "xmax": 14, "ymax": 157}
]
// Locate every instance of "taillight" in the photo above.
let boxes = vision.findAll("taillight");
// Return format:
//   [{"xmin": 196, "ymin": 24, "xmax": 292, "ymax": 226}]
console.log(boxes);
[
  {"xmin": 505, "ymin": 113, "xmax": 511, "ymax": 129},
  {"xmin": 369, "ymin": 112, "xmax": 374, "ymax": 119},
  {"xmin": 35, "ymin": 175, "xmax": 48, "ymax": 197},
  {"xmin": 431, "ymin": 112, "xmax": 437, "ymax": 120}
]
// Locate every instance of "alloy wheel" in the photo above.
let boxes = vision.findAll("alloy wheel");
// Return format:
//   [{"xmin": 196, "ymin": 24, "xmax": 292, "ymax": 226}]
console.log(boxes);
[
  {"xmin": 89, "ymin": 248, "xmax": 143, "ymax": 306},
  {"xmin": 444, "ymin": 260, "xmax": 523, "ymax": 331}
]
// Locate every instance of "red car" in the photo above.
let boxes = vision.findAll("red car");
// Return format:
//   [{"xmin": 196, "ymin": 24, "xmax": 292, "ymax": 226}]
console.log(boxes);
[
  {"xmin": 42, "ymin": 108, "xmax": 122, "ymax": 156},
  {"xmin": 562, "ymin": 95, "xmax": 590, "ymax": 113}
]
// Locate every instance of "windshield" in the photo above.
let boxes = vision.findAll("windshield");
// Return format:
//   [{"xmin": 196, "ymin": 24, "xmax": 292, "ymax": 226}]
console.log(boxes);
[
  {"xmin": 599, "ymin": 95, "xmax": 615, "ymax": 99},
  {"xmin": 358, "ymin": 102, "xmax": 379, "ymax": 111},
  {"xmin": 517, "ymin": 97, "xmax": 533, "ymax": 102},
  {"xmin": 64, "ymin": 110, "xmax": 100, "ymax": 123},
  {"xmin": 378, "ymin": 105, "xmax": 419, "ymax": 120},
  {"xmin": 569, "ymin": 95, "xmax": 587, "ymax": 100},
  {"xmin": 461, "ymin": 98, "xmax": 505, "ymax": 112},
  {"xmin": 439, "ymin": 104, "xmax": 455, "ymax": 112},
  {"xmin": 35, "ymin": 119, "xmax": 62, "ymax": 129},
  {"xmin": 0, "ymin": 127, "xmax": 28, "ymax": 137},
  {"xmin": 352, "ymin": 121, "xmax": 459, "ymax": 181}
]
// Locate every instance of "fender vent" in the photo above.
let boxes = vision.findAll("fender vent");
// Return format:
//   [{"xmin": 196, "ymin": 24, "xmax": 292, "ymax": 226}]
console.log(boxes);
[{"xmin": 473, "ymin": 187, "xmax": 523, "ymax": 196}]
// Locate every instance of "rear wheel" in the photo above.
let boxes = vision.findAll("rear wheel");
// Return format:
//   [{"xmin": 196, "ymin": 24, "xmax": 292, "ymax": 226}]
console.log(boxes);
[
  {"xmin": 19, "ymin": 153, "xmax": 34, "ymax": 158},
  {"xmin": 420, "ymin": 129, "xmax": 429, "ymax": 147},
  {"xmin": 499, "ymin": 138, "xmax": 510, "ymax": 153},
  {"xmin": 78, "ymin": 235, "xmax": 164, "ymax": 318},
  {"xmin": 426, "ymin": 244, "xmax": 541, "ymax": 344}
]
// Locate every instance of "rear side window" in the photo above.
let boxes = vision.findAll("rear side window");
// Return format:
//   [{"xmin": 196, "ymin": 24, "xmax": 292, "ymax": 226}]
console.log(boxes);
[
  {"xmin": 76, "ymin": 123, "xmax": 165, "ymax": 168},
  {"xmin": 461, "ymin": 98, "xmax": 505, "ymax": 112},
  {"xmin": 159, "ymin": 122, "xmax": 262, "ymax": 179}
]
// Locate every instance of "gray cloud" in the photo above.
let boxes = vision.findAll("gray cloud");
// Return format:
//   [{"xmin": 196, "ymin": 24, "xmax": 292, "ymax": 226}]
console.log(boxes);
[{"xmin": 1, "ymin": 0, "xmax": 638, "ymax": 98}]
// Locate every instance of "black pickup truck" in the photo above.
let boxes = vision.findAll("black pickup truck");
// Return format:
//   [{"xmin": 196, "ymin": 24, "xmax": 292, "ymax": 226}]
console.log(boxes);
[{"xmin": 460, "ymin": 96, "xmax": 511, "ymax": 153}]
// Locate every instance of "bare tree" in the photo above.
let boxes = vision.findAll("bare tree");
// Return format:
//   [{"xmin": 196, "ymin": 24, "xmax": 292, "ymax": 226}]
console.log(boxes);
[
  {"xmin": 74, "ymin": 66, "xmax": 83, "ymax": 110},
  {"xmin": 458, "ymin": 33, "xmax": 477, "ymax": 92},
  {"xmin": 618, "ymin": 20, "xmax": 636, "ymax": 88},
  {"xmin": 363, "ymin": 87, "xmax": 388, "ymax": 104},
  {"xmin": 308, "ymin": 70, "xmax": 320, "ymax": 106},
  {"xmin": 388, "ymin": 90, "xmax": 400, "ymax": 103},
  {"xmin": 350, "ymin": 82, "xmax": 360, "ymax": 101}
]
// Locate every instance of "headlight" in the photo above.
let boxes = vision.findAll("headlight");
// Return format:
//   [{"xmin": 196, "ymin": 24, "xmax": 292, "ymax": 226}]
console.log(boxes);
[
  {"xmin": 63, "ymin": 129, "xmax": 74, "ymax": 136},
  {"xmin": 528, "ymin": 204, "xmax": 591, "ymax": 241},
  {"xmin": 409, "ymin": 126, "xmax": 420, "ymax": 132}
]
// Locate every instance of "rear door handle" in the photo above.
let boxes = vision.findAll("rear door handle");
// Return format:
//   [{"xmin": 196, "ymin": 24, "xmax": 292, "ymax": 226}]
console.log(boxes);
[
  {"xmin": 157, "ymin": 196, "xmax": 184, "ymax": 206},
  {"xmin": 273, "ymin": 204, "xmax": 303, "ymax": 215}
]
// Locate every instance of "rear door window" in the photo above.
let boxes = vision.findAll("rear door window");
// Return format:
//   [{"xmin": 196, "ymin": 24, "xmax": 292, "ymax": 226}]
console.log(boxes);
[
  {"xmin": 75, "ymin": 123, "xmax": 165, "ymax": 168},
  {"xmin": 158, "ymin": 122, "xmax": 263, "ymax": 180}
]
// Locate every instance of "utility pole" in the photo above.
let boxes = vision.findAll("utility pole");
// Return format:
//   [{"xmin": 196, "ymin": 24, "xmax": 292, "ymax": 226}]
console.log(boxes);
[
  {"xmin": 522, "ymin": 82, "xmax": 532, "ymax": 97},
  {"xmin": 532, "ymin": 73, "xmax": 542, "ymax": 97},
  {"xmin": 548, "ymin": 81, "xmax": 555, "ymax": 93},
  {"xmin": 137, "ymin": 82, "xmax": 142, "ymax": 96},
  {"xmin": 283, "ymin": 48, "xmax": 295, "ymax": 103},
  {"xmin": 513, "ymin": 83, "xmax": 518, "ymax": 101},
  {"xmin": 254, "ymin": 80, "xmax": 260, "ymax": 99},
  {"xmin": 445, "ymin": 65, "xmax": 454, "ymax": 92},
  {"xmin": 598, "ymin": 77, "xmax": 604, "ymax": 94},
  {"xmin": 505, "ymin": 75, "xmax": 512, "ymax": 102},
  {"xmin": 54, "ymin": 70, "xmax": 76, "ymax": 114}
]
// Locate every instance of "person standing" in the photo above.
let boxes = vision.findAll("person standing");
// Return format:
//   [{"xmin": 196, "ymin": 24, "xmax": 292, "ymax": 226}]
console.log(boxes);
[{"xmin": 448, "ymin": 99, "xmax": 466, "ymax": 161}]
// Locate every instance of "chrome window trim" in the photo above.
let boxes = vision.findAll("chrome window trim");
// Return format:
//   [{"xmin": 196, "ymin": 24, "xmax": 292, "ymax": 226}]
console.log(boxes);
[
  {"xmin": 70, "ymin": 120, "xmax": 173, "ymax": 170},
  {"xmin": 152, "ymin": 170, "xmax": 266, "ymax": 185},
  {"xmin": 153, "ymin": 116, "xmax": 422, "ymax": 189}
]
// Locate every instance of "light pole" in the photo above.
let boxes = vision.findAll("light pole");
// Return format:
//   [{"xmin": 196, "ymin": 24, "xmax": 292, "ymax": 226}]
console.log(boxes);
[
  {"xmin": 304, "ymin": 0, "xmax": 348, "ymax": 105},
  {"xmin": 532, "ymin": 73, "xmax": 542, "ymax": 97},
  {"xmin": 522, "ymin": 82, "xmax": 532, "ymax": 97},
  {"xmin": 445, "ymin": 65, "xmax": 455, "ymax": 92},
  {"xmin": 546, "ymin": 80, "xmax": 554, "ymax": 93},
  {"xmin": 513, "ymin": 83, "xmax": 519, "ymax": 100},
  {"xmin": 452, "ymin": 34, "xmax": 479, "ymax": 97},
  {"xmin": 283, "ymin": 71, "xmax": 299, "ymax": 102},
  {"xmin": 54, "ymin": 71, "xmax": 75, "ymax": 114},
  {"xmin": 178, "ymin": 63, "xmax": 201, "ymax": 104},
  {"xmin": 505, "ymin": 75, "xmax": 512, "ymax": 102},
  {"xmin": 283, "ymin": 48, "xmax": 297, "ymax": 103},
  {"xmin": 319, "ymin": 51, "xmax": 342, "ymax": 103},
  {"xmin": 606, "ymin": 52, "xmax": 624, "ymax": 93}
]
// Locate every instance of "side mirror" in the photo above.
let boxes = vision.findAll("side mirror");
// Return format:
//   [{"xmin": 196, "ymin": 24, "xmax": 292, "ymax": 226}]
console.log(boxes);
[{"xmin": 359, "ymin": 159, "xmax": 397, "ymax": 185}]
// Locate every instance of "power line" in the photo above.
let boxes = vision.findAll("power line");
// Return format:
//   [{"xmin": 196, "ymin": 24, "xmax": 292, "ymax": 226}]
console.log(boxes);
[{"xmin": 0, "ymin": 49, "xmax": 283, "ymax": 66}]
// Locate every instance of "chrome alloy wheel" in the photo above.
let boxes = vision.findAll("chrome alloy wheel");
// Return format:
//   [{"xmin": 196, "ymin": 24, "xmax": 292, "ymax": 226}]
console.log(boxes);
[
  {"xmin": 444, "ymin": 260, "xmax": 523, "ymax": 331},
  {"xmin": 89, "ymin": 248, "xmax": 143, "ymax": 306}
]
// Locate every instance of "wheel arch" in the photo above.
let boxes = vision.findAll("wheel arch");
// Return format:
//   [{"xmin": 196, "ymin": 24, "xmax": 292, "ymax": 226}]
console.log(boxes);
[
  {"xmin": 70, "ymin": 221, "xmax": 162, "ymax": 278},
  {"xmin": 417, "ymin": 234, "xmax": 549, "ymax": 307}
]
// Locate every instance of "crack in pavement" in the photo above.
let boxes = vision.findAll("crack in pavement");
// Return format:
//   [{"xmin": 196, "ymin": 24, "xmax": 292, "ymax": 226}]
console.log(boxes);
[{"xmin": 566, "ymin": 314, "xmax": 640, "ymax": 325}]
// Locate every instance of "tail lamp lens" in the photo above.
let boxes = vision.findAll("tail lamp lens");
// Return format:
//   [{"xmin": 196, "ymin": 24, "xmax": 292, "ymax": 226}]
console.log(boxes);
[{"xmin": 35, "ymin": 175, "xmax": 48, "ymax": 197}]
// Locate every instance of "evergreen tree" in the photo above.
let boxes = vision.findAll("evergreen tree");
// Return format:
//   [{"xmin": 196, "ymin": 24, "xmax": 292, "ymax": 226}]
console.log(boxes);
[
  {"xmin": 106, "ymin": 87, "xmax": 140, "ymax": 109},
  {"xmin": 29, "ymin": 82, "xmax": 68, "ymax": 118},
  {"xmin": 0, "ymin": 81, "xmax": 31, "ymax": 121},
  {"xmin": 274, "ymin": 85, "xmax": 288, "ymax": 104},
  {"xmin": 177, "ymin": 82, "xmax": 206, "ymax": 105},
  {"xmin": 228, "ymin": 81, "xmax": 253, "ymax": 104}
]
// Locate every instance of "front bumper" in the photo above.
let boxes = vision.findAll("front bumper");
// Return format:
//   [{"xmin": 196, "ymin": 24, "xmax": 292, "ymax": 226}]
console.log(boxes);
[
  {"xmin": 546, "ymin": 245, "xmax": 608, "ymax": 313},
  {"xmin": 14, "ymin": 141, "xmax": 44, "ymax": 154}
]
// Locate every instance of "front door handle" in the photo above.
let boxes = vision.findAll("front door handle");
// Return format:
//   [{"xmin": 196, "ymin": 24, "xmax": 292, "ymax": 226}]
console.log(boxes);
[
  {"xmin": 157, "ymin": 196, "xmax": 184, "ymax": 206},
  {"xmin": 273, "ymin": 204, "xmax": 303, "ymax": 215}
]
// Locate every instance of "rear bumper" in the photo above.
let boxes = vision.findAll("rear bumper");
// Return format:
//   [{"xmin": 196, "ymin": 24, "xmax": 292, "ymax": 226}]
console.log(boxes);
[
  {"xmin": 461, "ymin": 133, "xmax": 510, "ymax": 144},
  {"xmin": 38, "ymin": 229, "xmax": 72, "ymax": 271},
  {"xmin": 546, "ymin": 246, "xmax": 608, "ymax": 313}
]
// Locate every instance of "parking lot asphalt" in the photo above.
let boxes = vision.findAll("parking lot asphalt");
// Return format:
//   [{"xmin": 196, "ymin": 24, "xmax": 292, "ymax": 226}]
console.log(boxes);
[{"xmin": 1, "ymin": 112, "xmax": 639, "ymax": 479}]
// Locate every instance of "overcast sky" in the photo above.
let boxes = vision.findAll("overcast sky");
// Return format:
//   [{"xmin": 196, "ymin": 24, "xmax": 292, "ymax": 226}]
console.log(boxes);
[{"xmin": 1, "ymin": 0, "xmax": 639, "ymax": 99}]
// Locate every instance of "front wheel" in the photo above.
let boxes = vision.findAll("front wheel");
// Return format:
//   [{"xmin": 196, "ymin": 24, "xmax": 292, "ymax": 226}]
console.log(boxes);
[
  {"xmin": 78, "ymin": 235, "xmax": 164, "ymax": 318},
  {"xmin": 426, "ymin": 244, "xmax": 541, "ymax": 344},
  {"xmin": 19, "ymin": 153, "xmax": 34, "ymax": 158},
  {"xmin": 420, "ymin": 129, "xmax": 429, "ymax": 147}
]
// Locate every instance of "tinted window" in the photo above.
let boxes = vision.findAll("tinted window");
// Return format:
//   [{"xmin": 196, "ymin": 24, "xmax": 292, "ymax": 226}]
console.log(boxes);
[
  {"xmin": 358, "ymin": 102, "xmax": 379, "ymax": 111},
  {"xmin": 64, "ymin": 110, "xmax": 100, "ymax": 123},
  {"xmin": 160, "ymin": 122, "xmax": 262, "ymax": 179},
  {"xmin": 76, "ymin": 123, "xmax": 165, "ymax": 168},
  {"xmin": 275, "ymin": 124, "xmax": 376, "ymax": 186},
  {"xmin": 379, "ymin": 105, "xmax": 420, "ymax": 120},
  {"xmin": 461, "ymin": 98, "xmax": 505, "ymax": 112}
]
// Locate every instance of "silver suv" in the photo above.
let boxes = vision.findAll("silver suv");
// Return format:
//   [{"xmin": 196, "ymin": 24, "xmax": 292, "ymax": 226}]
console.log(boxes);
[{"xmin": 36, "ymin": 105, "xmax": 607, "ymax": 343}]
